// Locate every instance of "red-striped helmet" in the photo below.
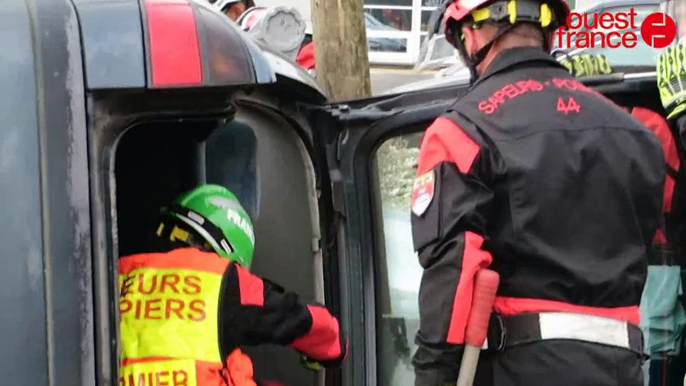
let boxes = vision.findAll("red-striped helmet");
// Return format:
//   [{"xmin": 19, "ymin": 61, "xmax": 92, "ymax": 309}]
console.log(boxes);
[{"xmin": 443, "ymin": 0, "xmax": 571, "ymax": 32}]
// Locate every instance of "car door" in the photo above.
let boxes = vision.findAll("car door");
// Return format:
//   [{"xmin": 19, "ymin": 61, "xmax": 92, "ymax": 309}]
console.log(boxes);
[
  {"xmin": 304, "ymin": 85, "xmax": 470, "ymax": 386},
  {"xmin": 309, "ymin": 70, "xmax": 667, "ymax": 386}
]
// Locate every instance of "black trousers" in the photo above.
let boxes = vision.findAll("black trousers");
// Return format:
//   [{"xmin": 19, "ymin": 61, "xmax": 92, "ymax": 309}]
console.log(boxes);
[{"xmin": 414, "ymin": 341, "xmax": 644, "ymax": 386}]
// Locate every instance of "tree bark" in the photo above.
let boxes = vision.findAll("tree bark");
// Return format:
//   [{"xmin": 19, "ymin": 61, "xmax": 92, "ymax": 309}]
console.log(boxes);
[{"xmin": 311, "ymin": 0, "xmax": 372, "ymax": 101}]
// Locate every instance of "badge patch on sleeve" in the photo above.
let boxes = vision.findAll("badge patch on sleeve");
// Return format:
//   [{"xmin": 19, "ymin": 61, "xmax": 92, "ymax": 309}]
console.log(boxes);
[{"xmin": 411, "ymin": 170, "xmax": 435, "ymax": 217}]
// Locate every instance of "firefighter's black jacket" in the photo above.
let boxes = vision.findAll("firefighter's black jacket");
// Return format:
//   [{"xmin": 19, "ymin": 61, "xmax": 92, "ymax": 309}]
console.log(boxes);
[{"xmin": 410, "ymin": 47, "xmax": 664, "ymax": 382}]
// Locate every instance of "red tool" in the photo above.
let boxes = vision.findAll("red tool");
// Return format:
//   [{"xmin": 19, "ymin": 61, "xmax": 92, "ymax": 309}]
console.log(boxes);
[{"xmin": 456, "ymin": 269, "xmax": 500, "ymax": 386}]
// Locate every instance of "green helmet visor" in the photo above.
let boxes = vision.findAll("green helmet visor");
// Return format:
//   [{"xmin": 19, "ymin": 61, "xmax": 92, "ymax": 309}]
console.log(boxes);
[{"xmin": 156, "ymin": 216, "xmax": 226, "ymax": 254}]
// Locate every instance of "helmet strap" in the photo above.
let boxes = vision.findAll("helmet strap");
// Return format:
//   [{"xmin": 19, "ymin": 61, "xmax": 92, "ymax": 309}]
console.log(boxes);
[
  {"xmin": 454, "ymin": 23, "xmax": 518, "ymax": 83},
  {"xmin": 156, "ymin": 217, "xmax": 214, "ymax": 252},
  {"xmin": 162, "ymin": 203, "xmax": 235, "ymax": 257}
]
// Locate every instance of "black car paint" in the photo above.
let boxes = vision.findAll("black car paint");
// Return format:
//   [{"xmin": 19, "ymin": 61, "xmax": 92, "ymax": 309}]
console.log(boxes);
[
  {"xmin": 1, "ymin": 0, "xmax": 93, "ymax": 384},
  {"xmin": 1, "ymin": 0, "xmax": 50, "ymax": 383}
]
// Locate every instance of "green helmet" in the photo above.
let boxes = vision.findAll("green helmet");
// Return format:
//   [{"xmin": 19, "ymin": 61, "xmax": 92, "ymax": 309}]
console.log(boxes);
[{"xmin": 161, "ymin": 184, "xmax": 255, "ymax": 269}]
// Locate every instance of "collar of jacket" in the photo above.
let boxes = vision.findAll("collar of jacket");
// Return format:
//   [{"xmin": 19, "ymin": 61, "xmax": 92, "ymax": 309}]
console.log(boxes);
[{"xmin": 471, "ymin": 47, "xmax": 565, "ymax": 89}]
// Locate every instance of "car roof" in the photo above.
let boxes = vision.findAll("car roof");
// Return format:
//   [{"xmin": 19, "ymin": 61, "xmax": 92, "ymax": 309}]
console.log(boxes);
[{"xmin": 19, "ymin": 0, "xmax": 325, "ymax": 100}]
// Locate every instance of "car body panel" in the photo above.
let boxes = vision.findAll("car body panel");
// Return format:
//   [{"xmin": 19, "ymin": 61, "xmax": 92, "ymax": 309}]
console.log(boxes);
[
  {"xmin": 254, "ymin": 45, "xmax": 326, "ymax": 100},
  {"xmin": 0, "ymin": 0, "xmax": 51, "ymax": 383},
  {"xmin": 73, "ymin": 0, "xmax": 282, "ymax": 90},
  {"xmin": 74, "ymin": 0, "xmax": 147, "ymax": 89},
  {"xmin": 1, "ymin": 0, "xmax": 95, "ymax": 385}
]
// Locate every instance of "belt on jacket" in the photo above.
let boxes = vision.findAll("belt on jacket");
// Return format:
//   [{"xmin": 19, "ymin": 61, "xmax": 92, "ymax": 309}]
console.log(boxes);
[{"xmin": 484, "ymin": 312, "xmax": 644, "ymax": 355}]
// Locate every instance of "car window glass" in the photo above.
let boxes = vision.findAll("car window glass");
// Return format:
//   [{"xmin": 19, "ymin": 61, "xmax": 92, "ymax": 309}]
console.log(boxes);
[
  {"xmin": 206, "ymin": 121, "xmax": 259, "ymax": 219},
  {"xmin": 374, "ymin": 133, "xmax": 423, "ymax": 385}
]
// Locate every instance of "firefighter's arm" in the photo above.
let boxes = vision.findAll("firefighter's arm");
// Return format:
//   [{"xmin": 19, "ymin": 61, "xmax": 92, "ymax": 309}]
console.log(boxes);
[
  {"xmin": 411, "ymin": 116, "xmax": 496, "ymax": 384},
  {"xmin": 630, "ymin": 107, "xmax": 680, "ymax": 215},
  {"xmin": 220, "ymin": 263, "xmax": 346, "ymax": 368},
  {"xmin": 658, "ymin": 45, "xmax": 686, "ymax": 124}
]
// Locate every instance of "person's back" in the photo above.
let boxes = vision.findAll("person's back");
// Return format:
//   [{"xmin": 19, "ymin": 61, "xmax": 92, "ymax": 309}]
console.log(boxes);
[
  {"xmin": 411, "ymin": 1, "xmax": 664, "ymax": 385},
  {"xmin": 450, "ymin": 54, "xmax": 663, "ymax": 316},
  {"xmin": 565, "ymin": 51, "xmax": 686, "ymax": 386},
  {"xmin": 559, "ymin": 53, "xmax": 683, "ymax": 254},
  {"xmin": 120, "ymin": 249, "xmax": 251, "ymax": 385},
  {"xmin": 119, "ymin": 185, "xmax": 346, "ymax": 386}
]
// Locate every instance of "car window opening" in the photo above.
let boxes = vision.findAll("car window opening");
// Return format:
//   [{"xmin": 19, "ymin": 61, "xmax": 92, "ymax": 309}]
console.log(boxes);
[
  {"xmin": 115, "ymin": 120, "xmax": 259, "ymax": 257},
  {"xmin": 101, "ymin": 106, "xmax": 324, "ymax": 386}
]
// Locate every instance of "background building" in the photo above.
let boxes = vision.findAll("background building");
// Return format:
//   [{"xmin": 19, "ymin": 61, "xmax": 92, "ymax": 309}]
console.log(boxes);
[{"xmin": 260, "ymin": 0, "xmax": 579, "ymax": 66}]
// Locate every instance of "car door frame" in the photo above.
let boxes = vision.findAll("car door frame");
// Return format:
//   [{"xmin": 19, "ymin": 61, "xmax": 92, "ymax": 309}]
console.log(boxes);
[
  {"xmin": 305, "ymin": 86, "xmax": 465, "ymax": 386},
  {"xmin": 307, "ymin": 71, "xmax": 663, "ymax": 386}
]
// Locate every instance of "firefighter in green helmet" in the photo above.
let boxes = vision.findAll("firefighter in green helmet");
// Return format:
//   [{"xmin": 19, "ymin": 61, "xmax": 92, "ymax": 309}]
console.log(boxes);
[{"xmin": 118, "ymin": 184, "xmax": 346, "ymax": 386}]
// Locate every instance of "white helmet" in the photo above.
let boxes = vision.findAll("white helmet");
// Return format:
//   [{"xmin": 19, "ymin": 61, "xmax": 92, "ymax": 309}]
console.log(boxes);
[{"xmin": 237, "ymin": 6, "xmax": 307, "ymax": 62}]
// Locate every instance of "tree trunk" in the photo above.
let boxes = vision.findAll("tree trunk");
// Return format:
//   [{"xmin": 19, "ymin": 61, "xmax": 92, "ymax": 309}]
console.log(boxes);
[{"xmin": 311, "ymin": 0, "xmax": 372, "ymax": 101}]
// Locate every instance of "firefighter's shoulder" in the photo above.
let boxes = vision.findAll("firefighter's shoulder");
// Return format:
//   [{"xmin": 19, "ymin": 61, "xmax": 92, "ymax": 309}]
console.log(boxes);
[{"xmin": 421, "ymin": 114, "xmax": 485, "ymax": 175}]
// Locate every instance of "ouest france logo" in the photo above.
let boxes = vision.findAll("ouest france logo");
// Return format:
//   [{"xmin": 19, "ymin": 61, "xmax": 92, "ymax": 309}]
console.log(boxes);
[{"xmin": 555, "ymin": 9, "xmax": 677, "ymax": 50}]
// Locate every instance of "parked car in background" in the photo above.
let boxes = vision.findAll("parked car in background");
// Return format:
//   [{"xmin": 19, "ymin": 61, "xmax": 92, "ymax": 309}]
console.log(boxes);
[
  {"xmin": 298, "ymin": 13, "xmax": 407, "ymax": 60},
  {"xmin": 365, "ymin": 12, "xmax": 408, "ymax": 53}
]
